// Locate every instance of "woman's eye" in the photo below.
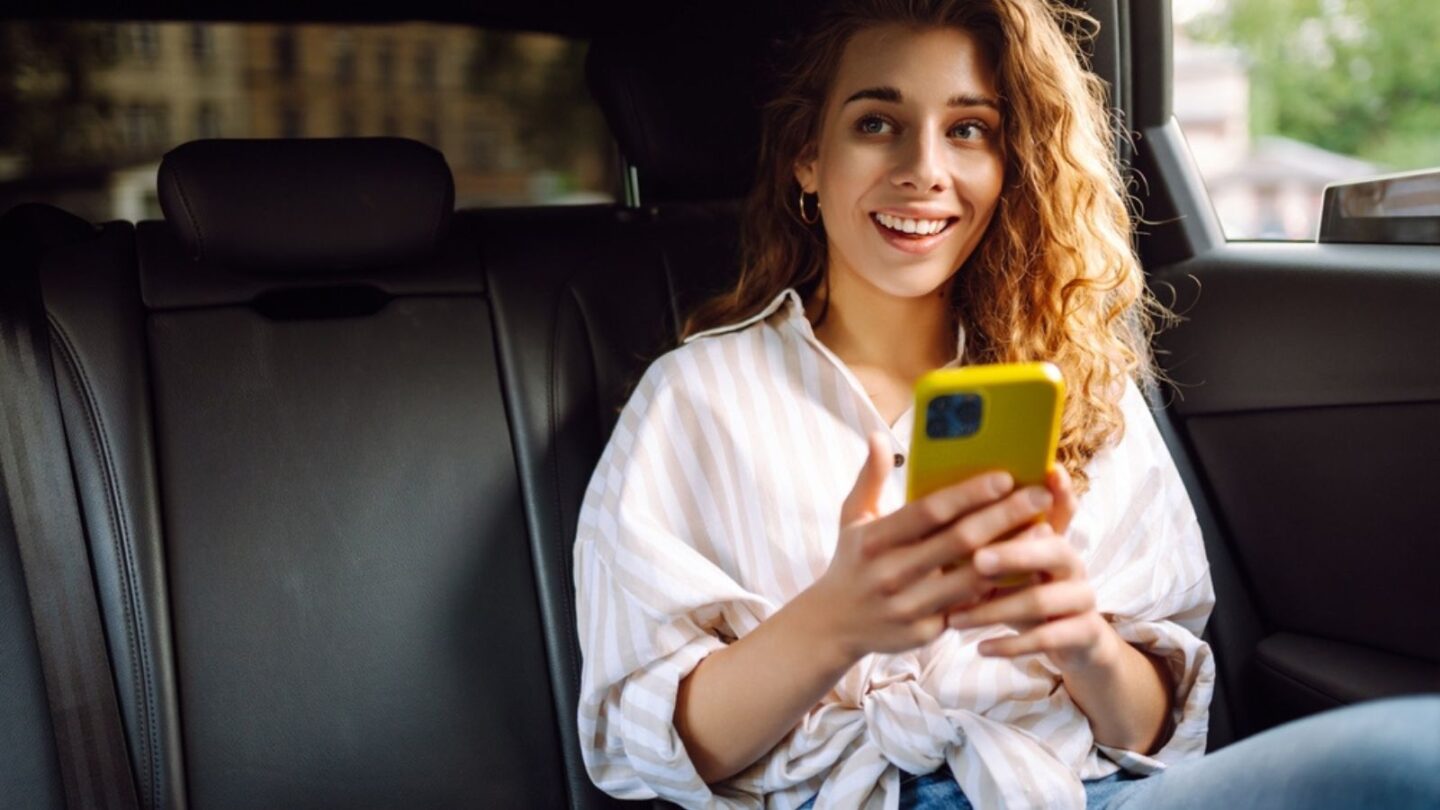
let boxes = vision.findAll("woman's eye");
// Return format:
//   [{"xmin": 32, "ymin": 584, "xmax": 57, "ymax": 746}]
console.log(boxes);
[
  {"xmin": 856, "ymin": 115, "xmax": 892, "ymax": 135},
  {"xmin": 949, "ymin": 121, "xmax": 987, "ymax": 141}
]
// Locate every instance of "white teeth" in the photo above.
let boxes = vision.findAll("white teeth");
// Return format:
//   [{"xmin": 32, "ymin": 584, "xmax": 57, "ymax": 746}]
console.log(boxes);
[{"xmin": 876, "ymin": 212, "xmax": 948, "ymax": 235}]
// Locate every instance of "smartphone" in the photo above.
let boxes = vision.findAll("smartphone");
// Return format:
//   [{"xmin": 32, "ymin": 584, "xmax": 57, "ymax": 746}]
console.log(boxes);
[{"xmin": 907, "ymin": 362, "xmax": 1065, "ymax": 584}]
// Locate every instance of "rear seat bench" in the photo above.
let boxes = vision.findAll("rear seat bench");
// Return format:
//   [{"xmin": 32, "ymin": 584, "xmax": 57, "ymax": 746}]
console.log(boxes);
[{"xmin": 3, "ymin": 136, "xmax": 729, "ymax": 808}]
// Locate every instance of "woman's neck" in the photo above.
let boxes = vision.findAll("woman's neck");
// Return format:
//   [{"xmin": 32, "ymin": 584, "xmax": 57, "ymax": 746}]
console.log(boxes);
[{"xmin": 806, "ymin": 269, "xmax": 956, "ymax": 380}]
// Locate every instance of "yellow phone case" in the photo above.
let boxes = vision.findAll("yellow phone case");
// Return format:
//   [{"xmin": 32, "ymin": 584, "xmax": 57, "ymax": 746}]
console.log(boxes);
[
  {"xmin": 907, "ymin": 362, "xmax": 1065, "ymax": 506},
  {"xmin": 907, "ymin": 363, "xmax": 1065, "ymax": 587}
]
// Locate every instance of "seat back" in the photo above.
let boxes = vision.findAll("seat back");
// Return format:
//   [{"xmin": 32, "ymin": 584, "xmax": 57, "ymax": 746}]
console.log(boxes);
[
  {"xmin": 32, "ymin": 138, "xmax": 573, "ymax": 808},
  {"xmin": 0, "ymin": 206, "xmax": 90, "ymax": 810}
]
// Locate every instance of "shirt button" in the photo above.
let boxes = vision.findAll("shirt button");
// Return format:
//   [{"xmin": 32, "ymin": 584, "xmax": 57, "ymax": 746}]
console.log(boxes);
[{"xmin": 893, "ymin": 452, "xmax": 905, "ymax": 468}]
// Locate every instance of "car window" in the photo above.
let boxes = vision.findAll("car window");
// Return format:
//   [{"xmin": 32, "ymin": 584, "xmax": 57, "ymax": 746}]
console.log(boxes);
[
  {"xmin": 1172, "ymin": 0, "xmax": 1440, "ymax": 241},
  {"xmin": 0, "ymin": 21, "xmax": 618, "ymax": 223}
]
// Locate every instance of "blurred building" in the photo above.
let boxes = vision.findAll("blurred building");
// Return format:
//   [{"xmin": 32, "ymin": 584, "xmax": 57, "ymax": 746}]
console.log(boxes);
[
  {"xmin": 239, "ymin": 24, "xmax": 559, "ymax": 205},
  {"xmin": 0, "ymin": 21, "xmax": 614, "ymax": 223},
  {"xmin": 91, "ymin": 23, "xmax": 249, "ymax": 220},
  {"xmin": 1173, "ymin": 28, "xmax": 1380, "ymax": 239}
]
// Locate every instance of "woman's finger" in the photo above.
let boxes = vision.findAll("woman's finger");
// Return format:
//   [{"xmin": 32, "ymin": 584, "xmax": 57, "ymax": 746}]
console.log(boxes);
[
  {"xmin": 1046, "ymin": 465, "xmax": 1079, "ymax": 535},
  {"xmin": 862, "ymin": 471, "xmax": 1015, "ymax": 556},
  {"xmin": 946, "ymin": 579, "xmax": 1095, "ymax": 629},
  {"xmin": 889, "ymin": 563, "xmax": 992, "ymax": 620},
  {"xmin": 840, "ymin": 432, "xmax": 898, "ymax": 528},
  {"xmin": 972, "ymin": 531, "xmax": 1081, "ymax": 581},
  {"xmin": 880, "ymin": 484, "xmax": 1052, "ymax": 576},
  {"xmin": 975, "ymin": 613, "xmax": 1101, "ymax": 658}
]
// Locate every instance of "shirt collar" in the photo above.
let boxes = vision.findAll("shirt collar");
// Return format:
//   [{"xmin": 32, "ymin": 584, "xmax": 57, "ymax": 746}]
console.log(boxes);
[
  {"xmin": 680, "ymin": 288, "xmax": 803, "ymax": 344},
  {"xmin": 684, "ymin": 287, "xmax": 966, "ymax": 367}
]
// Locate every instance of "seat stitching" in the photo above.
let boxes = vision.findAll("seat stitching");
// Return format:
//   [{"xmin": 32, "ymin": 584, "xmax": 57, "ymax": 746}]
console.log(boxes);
[
  {"xmin": 548, "ymin": 284, "xmax": 583, "ymax": 688},
  {"xmin": 168, "ymin": 163, "xmax": 205, "ymax": 260},
  {"xmin": 547, "ymin": 279, "xmax": 595, "ymax": 806},
  {"xmin": 49, "ymin": 316, "xmax": 159, "ymax": 810}
]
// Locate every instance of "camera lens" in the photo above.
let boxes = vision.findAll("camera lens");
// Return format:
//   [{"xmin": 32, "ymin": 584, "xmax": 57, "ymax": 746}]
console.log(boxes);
[{"xmin": 926, "ymin": 393, "xmax": 982, "ymax": 439}]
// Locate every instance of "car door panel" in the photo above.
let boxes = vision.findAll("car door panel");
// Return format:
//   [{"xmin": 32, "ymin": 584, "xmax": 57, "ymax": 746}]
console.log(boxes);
[{"xmin": 1128, "ymin": 1, "xmax": 1440, "ymax": 736}]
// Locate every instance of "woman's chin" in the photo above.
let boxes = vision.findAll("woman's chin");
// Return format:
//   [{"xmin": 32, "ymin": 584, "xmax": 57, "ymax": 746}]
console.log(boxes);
[{"xmin": 857, "ymin": 269, "xmax": 958, "ymax": 302}]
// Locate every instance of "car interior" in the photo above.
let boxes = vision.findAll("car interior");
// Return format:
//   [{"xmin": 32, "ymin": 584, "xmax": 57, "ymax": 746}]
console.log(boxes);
[{"xmin": 2, "ymin": 1, "xmax": 1437, "ymax": 808}]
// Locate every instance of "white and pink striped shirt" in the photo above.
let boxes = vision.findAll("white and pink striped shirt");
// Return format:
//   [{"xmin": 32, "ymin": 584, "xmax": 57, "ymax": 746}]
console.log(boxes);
[{"xmin": 574, "ymin": 288, "xmax": 1214, "ymax": 809}]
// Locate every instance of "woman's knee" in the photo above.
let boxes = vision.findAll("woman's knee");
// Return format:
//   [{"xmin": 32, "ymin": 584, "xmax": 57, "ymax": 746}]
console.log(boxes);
[
  {"xmin": 1261, "ymin": 697, "xmax": 1437, "ymax": 761},
  {"xmin": 1271, "ymin": 696, "xmax": 1440, "ymax": 804},
  {"xmin": 1118, "ymin": 697, "xmax": 1440, "ymax": 809},
  {"xmin": 1324, "ymin": 696, "xmax": 1440, "ymax": 771}
]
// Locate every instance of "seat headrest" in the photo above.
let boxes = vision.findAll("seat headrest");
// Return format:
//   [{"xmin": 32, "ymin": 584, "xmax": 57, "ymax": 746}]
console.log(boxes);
[
  {"xmin": 158, "ymin": 138, "xmax": 454, "ymax": 273},
  {"xmin": 586, "ymin": 37, "xmax": 764, "ymax": 204}
]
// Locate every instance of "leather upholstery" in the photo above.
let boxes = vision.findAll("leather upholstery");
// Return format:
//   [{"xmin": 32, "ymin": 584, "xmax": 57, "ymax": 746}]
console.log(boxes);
[
  {"xmin": 14, "ymin": 141, "xmax": 590, "ymax": 807},
  {"xmin": 135, "ymin": 219, "xmax": 484, "ymax": 310},
  {"xmin": 130, "ymin": 182, "xmax": 566, "ymax": 805},
  {"xmin": 157, "ymin": 138, "xmax": 454, "ymax": 274},
  {"xmin": 1144, "ymin": 383, "xmax": 1263, "ymax": 751},
  {"xmin": 142, "ymin": 284, "xmax": 564, "ymax": 809},
  {"xmin": 481, "ymin": 204, "xmax": 674, "ymax": 810},
  {"xmin": 480, "ymin": 199, "xmax": 747, "ymax": 809},
  {"xmin": 1, "ymin": 203, "xmax": 128, "ymax": 810},
  {"xmin": 41, "ymin": 220, "xmax": 186, "ymax": 810},
  {"xmin": 7, "ymin": 155, "xmax": 751, "ymax": 808},
  {"xmin": 0, "ymin": 436, "xmax": 65, "ymax": 810}
]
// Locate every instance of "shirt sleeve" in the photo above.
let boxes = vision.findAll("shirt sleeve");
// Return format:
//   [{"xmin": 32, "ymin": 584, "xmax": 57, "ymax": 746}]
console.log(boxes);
[
  {"xmin": 572, "ymin": 353, "xmax": 773, "ymax": 808},
  {"xmin": 1070, "ymin": 380, "xmax": 1216, "ymax": 773}
]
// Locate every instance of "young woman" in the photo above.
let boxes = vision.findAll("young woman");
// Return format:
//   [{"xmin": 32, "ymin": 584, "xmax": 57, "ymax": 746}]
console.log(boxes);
[{"xmin": 573, "ymin": 1, "xmax": 1440, "ymax": 808}]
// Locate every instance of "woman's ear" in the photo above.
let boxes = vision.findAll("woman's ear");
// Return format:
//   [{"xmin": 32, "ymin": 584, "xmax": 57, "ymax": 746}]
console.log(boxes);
[{"xmin": 793, "ymin": 145, "xmax": 818, "ymax": 194}]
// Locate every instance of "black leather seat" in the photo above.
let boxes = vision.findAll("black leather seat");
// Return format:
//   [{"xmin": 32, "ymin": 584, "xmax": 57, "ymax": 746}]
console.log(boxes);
[
  {"xmin": 5, "ymin": 138, "xmax": 609, "ymax": 808},
  {"xmin": 2, "ymin": 119, "xmax": 749, "ymax": 806},
  {"xmin": 0, "ymin": 203, "xmax": 105, "ymax": 810}
]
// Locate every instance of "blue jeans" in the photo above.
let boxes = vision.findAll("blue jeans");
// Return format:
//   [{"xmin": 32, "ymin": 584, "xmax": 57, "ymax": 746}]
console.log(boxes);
[{"xmin": 797, "ymin": 696, "xmax": 1440, "ymax": 809}]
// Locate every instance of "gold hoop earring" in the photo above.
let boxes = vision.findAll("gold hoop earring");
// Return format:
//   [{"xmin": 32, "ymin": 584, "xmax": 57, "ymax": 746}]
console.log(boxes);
[{"xmin": 798, "ymin": 190, "xmax": 820, "ymax": 225}]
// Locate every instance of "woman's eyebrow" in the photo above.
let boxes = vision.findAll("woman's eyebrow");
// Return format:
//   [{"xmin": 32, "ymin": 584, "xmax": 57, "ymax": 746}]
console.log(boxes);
[
  {"xmin": 843, "ymin": 85, "xmax": 903, "ymax": 105},
  {"xmin": 948, "ymin": 92, "xmax": 1001, "ymax": 111},
  {"xmin": 842, "ymin": 85, "xmax": 1001, "ymax": 111}
]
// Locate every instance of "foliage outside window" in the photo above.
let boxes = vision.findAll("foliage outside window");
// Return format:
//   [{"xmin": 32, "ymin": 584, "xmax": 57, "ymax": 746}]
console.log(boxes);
[{"xmin": 1174, "ymin": 0, "xmax": 1440, "ymax": 240}]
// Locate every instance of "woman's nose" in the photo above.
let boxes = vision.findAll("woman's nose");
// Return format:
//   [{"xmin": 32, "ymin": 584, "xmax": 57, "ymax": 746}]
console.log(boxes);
[{"xmin": 891, "ymin": 129, "xmax": 947, "ymax": 193}]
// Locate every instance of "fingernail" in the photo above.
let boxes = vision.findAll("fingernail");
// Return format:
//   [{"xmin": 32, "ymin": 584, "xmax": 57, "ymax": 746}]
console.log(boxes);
[
  {"xmin": 991, "ymin": 473, "xmax": 1013, "ymax": 496},
  {"xmin": 974, "ymin": 549, "xmax": 996, "ymax": 573},
  {"xmin": 1028, "ymin": 488, "xmax": 1052, "ymax": 509}
]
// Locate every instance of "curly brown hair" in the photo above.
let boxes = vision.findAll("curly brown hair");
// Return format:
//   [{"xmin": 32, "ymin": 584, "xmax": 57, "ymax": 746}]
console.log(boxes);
[{"xmin": 680, "ymin": 0, "xmax": 1169, "ymax": 493}]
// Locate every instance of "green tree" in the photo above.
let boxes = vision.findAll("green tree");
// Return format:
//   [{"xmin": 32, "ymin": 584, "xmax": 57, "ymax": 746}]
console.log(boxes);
[
  {"xmin": 1190, "ymin": 0, "xmax": 1440, "ymax": 170},
  {"xmin": 463, "ymin": 32, "xmax": 613, "ymax": 196}
]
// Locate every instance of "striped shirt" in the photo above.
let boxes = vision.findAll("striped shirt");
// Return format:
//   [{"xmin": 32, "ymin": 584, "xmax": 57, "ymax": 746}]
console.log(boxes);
[{"xmin": 574, "ymin": 288, "xmax": 1214, "ymax": 809}]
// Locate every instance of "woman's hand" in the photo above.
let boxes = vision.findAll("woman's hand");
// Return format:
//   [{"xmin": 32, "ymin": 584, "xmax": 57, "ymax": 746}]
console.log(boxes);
[
  {"xmin": 798, "ymin": 432, "xmax": 1055, "ymax": 663},
  {"xmin": 945, "ymin": 465, "xmax": 1121, "ymax": 673}
]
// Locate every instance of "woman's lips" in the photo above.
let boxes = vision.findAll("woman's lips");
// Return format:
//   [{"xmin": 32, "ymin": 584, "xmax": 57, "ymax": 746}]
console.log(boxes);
[{"xmin": 869, "ymin": 213, "xmax": 959, "ymax": 255}]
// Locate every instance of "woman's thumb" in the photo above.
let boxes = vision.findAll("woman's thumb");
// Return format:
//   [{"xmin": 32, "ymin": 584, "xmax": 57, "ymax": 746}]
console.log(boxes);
[{"xmin": 841, "ymin": 432, "xmax": 893, "ymax": 526}]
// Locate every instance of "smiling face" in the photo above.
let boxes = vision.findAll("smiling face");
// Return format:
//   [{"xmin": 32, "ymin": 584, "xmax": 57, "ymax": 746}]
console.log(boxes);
[{"xmin": 795, "ymin": 24, "xmax": 1006, "ymax": 301}]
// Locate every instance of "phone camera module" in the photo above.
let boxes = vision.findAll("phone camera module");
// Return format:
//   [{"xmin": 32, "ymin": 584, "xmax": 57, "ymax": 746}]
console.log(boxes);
[{"xmin": 925, "ymin": 393, "xmax": 982, "ymax": 439}]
